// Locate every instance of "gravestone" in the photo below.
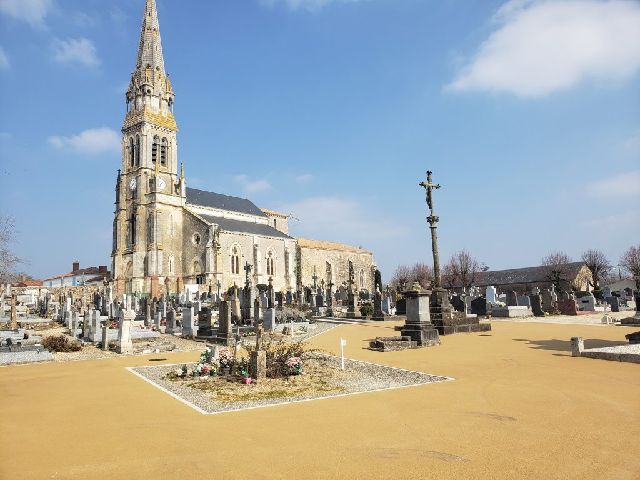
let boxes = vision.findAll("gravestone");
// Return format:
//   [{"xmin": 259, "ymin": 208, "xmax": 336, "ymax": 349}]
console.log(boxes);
[
  {"xmin": 609, "ymin": 296, "xmax": 620, "ymax": 312},
  {"xmin": 601, "ymin": 287, "xmax": 612, "ymax": 298},
  {"xmin": 578, "ymin": 295, "xmax": 596, "ymax": 312},
  {"xmin": 517, "ymin": 296, "xmax": 531, "ymax": 308},
  {"xmin": 372, "ymin": 289, "xmax": 384, "ymax": 321},
  {"xmin": 382, "ymin": 296, "xmax": 393, "ymax": 315},
  {"xmin": 154, "ymin": 312, "xmax": 162, "ymax": 331},
  {"xmin": 117, "ymin": 310, "xmax": 135, "ymax": 354},
  {"xmin": 395, "ymin": 298, "xmax": 406, "ymax": 315},
  {"xmin": 101, "ymin": 324, "xmax": 109, "ymax": 351},
  {"xmin": 216, "ymin": 301, "xmax": 233, "ymax": 345},
  {"xmin": 182, "ymin": 307, "xmax": 197, "ymax": 338},
  {"xmin": 470, "ymin": 297, "xmax": 487, "ymax": 316},
  {"xmin": 557, "ymin": 299, "xmax": 578, "ymax": 316},
  {"xmin": 165, "ymin": 309, "xmax": 177, "ymax": 334},
  {"xmin": 263, "ymin": 308, "xmax": 276, "ymax": 332},
  {"xmin": 530, "ymin": 295, "xmax": 545, "ymax": 317},
  {"xmin": 450, "ymin": 295, "xmax": 465, "ymax": 313},
  {"xmin": 506, "ymin": 291, "xmax": 518, "ymax": 307},
  {"xmin": 485, "ymin": 285, "xmax": 498, "ymax": 305},
  {"xmin": 541, "ymin": 289, "xmax": 557, "ymax": 313},
  {"xmin": 253, "ymin": 298, "xmax": 261, "ymax": 326},
  {"xmin": 197, "ymin": 307, "xmax": 213, "ymax": 337}
]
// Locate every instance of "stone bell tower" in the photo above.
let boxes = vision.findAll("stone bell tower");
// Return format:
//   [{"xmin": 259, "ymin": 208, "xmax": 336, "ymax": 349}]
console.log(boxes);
[{"xmin": 112, "ymin": 0, "xmax": 186, "ymax": 297}]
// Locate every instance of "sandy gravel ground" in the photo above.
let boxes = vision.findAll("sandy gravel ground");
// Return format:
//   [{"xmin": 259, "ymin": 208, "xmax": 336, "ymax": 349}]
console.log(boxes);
[{"xmin": 0, "ymin": 320, "xmax": 638, "ymax": 480}]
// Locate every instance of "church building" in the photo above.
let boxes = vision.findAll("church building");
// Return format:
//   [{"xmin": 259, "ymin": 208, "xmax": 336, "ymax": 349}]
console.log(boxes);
[{"xmin": 111, "ymin": 0, "xmax": 377, "ymax": 298}]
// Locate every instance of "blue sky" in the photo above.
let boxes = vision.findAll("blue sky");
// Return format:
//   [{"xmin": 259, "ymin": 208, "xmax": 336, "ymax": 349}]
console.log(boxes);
[{"xmin": 0, "ymin": 0, "xmax": 639, "ymax": 280}]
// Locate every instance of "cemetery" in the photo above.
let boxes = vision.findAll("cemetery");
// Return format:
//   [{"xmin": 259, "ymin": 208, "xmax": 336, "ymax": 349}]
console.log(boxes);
[{"xmin": 1, "ymin": 0, "xmax": 639, "ymax": 478}]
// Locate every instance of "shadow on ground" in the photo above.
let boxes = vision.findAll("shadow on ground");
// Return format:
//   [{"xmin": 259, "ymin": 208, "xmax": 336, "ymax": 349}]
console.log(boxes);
[{"xmin": 513, "ymin": 338, "xmax": 628, "ymax": 352}]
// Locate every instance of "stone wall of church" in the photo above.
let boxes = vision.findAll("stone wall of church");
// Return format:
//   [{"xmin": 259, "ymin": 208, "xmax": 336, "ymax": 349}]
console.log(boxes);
[
  {"xmin": 217, "ymin": 231, "xmax": 296, "ymax": 293},
  {"xmin": 298, "ymin": 246, "xmax": 376, "ymax": 292},
  {"xmin": 181, "ymin": 211, "xmax": 209, "ymax": 283}
]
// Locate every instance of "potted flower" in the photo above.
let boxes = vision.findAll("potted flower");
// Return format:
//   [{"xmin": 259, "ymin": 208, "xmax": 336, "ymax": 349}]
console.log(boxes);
[
  {"xmin": 285, "ymin": 356, "xmax": 303, "ymax": 376},
  {"xmin": 218, "ymin": 348, "xmax": 233, "ymax": 376},
  {"xmin": 240, "ymin": 367, "xmax": 252, "ymax": 384}
]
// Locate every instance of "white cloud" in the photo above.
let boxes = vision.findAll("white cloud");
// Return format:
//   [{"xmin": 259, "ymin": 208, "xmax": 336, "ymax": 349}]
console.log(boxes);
[
  {"xmin": 258, "ymin": 0, "xmax": 365, "ymax": 12},
  {"xmin": 277, "ymin": 196, "xmax": 408, "ymax": 242},
  {"xmin": 51, "ymin": 37, "xmax": 100, "ymax": 68},
  {"xmin": 48, "ymin": 127, "xmax": 120, "ymax": 155},
  {"xmin": 234, "ymin": 174, "xmax": 272, "ymax": 194},
  {"xmin": 0, "ymin": 46, "xmax": 9, "ymax": 69},
  {"xmin": 587, "ymin": 171, "xmax": 640, "ymax": 197},
  {"xmin": 0, "ymin": 0, "xmax": 53, "ymax": 27},
  {"xmin": 446, "ymin": 0, "xmax": 640, "ymax": 97}
]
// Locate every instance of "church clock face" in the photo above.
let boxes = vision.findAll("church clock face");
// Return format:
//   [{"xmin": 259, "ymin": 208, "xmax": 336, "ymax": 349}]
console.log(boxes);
[
  {"xmin": 157, "ymin": 177, "xmax": 166, "ymax": 191},
  {"xmin": 129, "ymin": 178, "xmax": 137, "ymax": 191}
]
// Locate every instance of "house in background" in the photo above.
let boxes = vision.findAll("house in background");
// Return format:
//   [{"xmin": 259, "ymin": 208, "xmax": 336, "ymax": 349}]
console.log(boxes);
[
  {"xmin": 41, "ymin": 262, "xmax": 110, "ymax": 288},
  {"xmin": 472, "ymin": 262, "xmax": 592, "ymax": 293}
]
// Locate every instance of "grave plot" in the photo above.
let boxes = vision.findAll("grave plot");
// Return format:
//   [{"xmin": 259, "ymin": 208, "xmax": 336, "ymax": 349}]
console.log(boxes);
[{"xmin": 129, "ymin": 349, "xmax": 452, "ymax": 415}]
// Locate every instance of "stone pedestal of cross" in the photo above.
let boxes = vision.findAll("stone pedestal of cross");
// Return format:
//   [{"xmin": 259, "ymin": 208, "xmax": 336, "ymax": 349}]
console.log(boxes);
[{"xmin": 419, "ymin": 170, "xmax": 452, "ymax": 326}]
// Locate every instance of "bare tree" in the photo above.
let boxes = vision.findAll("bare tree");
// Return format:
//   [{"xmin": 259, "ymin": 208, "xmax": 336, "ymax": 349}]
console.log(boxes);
[
  {"xmin": 390, "ymin": 265, "xmax": 412, "ymax": 290},
  {"xmin": 441, "ymin": 259, "xmax": 457, "ymax": 290},
  {"xmin": 581, "ymin": 249, "xmax": 611, "ymax": 292},
  {"xmin": 0, "ymin": 215, "xmax": 24, "ymax": 284},
  {"xmin": 620, "ymin": 245, "xmax": 640, "ymax": 289},
  {"xmin": 541, "ymin": 251, "xmax": 572, "ymax": 292},
  {"xmin": 410, "ymin": 262, "xmax": 433, "ymax": 289},
  {"xmin": 448, "ymin": 249, "xmax": 480, "ymax": 290}
]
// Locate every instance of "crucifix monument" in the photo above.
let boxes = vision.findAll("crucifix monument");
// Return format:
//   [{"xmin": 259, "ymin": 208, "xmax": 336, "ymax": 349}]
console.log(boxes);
[{"xmin": 419, "ymin": 170, "xmax": 452, "ymax": 325}]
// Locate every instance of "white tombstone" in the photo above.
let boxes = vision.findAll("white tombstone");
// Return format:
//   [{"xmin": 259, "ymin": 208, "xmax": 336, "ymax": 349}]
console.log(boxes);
[
  {"xmin": 486, "ymin": 286, "xmax": 497, "ymax": 305},
  {"xmin": 382, "ymin": 296, "xmax": 392, "ymax": 315},
  {"xmin": 579, "ymin": 294, "xmax": 596, "ymax": 312},
  {"xmin": 117, "ymin": 310, "xmax": 135, "ymax": 354},
  {"xmin": 182, "ymin": 307, "xmax": 197, "ymax": 337}
]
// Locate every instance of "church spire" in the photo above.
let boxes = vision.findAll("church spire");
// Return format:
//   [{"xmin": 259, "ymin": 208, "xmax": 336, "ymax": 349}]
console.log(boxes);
[
  {"xmin": 125, "ymin": 0, "xmax": 175, "ymax": 118},
  {"xmin": 136, "ymin": 0, "xmax": 165, "ymax": 76}
]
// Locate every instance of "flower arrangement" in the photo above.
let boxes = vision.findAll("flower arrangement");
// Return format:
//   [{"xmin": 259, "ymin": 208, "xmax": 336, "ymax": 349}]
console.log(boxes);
[
  {"xmin": 285, "ymin": 356, "xmax": 303, "ymax": 376},
  {"xmin": 218, "ymin": 347, "xmax": 233, "ymax": 369}
]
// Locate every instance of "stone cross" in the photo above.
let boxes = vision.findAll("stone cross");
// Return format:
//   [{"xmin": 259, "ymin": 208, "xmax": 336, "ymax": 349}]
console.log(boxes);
[
  {"xmin": 419, "ymin": 170, "xmax": 442, "ymax": 288},
  {"xmin": 312, "ymin": 267, "xmax": 318, "ymax": 291},
  {"xmin": 244, "ymin": 262, "xmax": 253, "ymax": 289},
  {"xmin": 348, "ymin": 261, "xmax": 355, "ymax": 294}
]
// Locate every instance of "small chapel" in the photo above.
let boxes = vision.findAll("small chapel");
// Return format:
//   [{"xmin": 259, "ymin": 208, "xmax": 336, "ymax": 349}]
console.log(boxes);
[{"xmin": 111, "ymin": 0, "xmax": 377, "ymax": 298}]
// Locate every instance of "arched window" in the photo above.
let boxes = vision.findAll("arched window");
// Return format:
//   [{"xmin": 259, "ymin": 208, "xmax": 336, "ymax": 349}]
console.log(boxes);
[
  {"xmin": 129, "ymin": 138, "xmax": 135, "ymax": 167},
  {"xmin": 231, "ymin": 246, "xmax": 240, "ymax": 274},
  {"xmin": 135, "ymin": 135, "xmax": 141, "ymax": 166},
  {"xmin": 266, "ymin": 251, "xmax": 275, "ymax": 276},
  {"xmin": 168, "ymin": 256, "xmax": 174, "ymax": 274},
  {"xmin": 360, "ymin": 270, "xmax": 365, "ymax": 289},
  {"xmin": 160, "ymin": 138, "xmax": 168, "ymax": 166},
  {"xmin": 152, "ymin": 135, "xmax": 159, "ymax": 164}
]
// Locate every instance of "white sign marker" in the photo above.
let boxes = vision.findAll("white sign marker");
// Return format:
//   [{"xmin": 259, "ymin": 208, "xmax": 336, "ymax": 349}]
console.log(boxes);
[{"xmin": 340, "ymin": 338, "xmax": 347, "ymax": 370}]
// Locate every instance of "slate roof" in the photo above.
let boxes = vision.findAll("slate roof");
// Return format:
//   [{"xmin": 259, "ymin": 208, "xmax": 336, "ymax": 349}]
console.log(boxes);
[
  {"xmin": 474, "ymin": 262, "xmax": 587, "ymax": 286},
  {"xmin": 186, "ymin": 187, "xmax": 266, "ymax": 217},
  {"xmin": 197, "ymin": 213, "xmax": 292, "ymax": 240}
]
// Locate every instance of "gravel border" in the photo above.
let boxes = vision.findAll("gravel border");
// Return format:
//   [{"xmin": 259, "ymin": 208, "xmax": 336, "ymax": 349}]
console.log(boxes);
[{"xmin": 128, "ymin": 355, "xmax": 453, "ymax": 415}]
